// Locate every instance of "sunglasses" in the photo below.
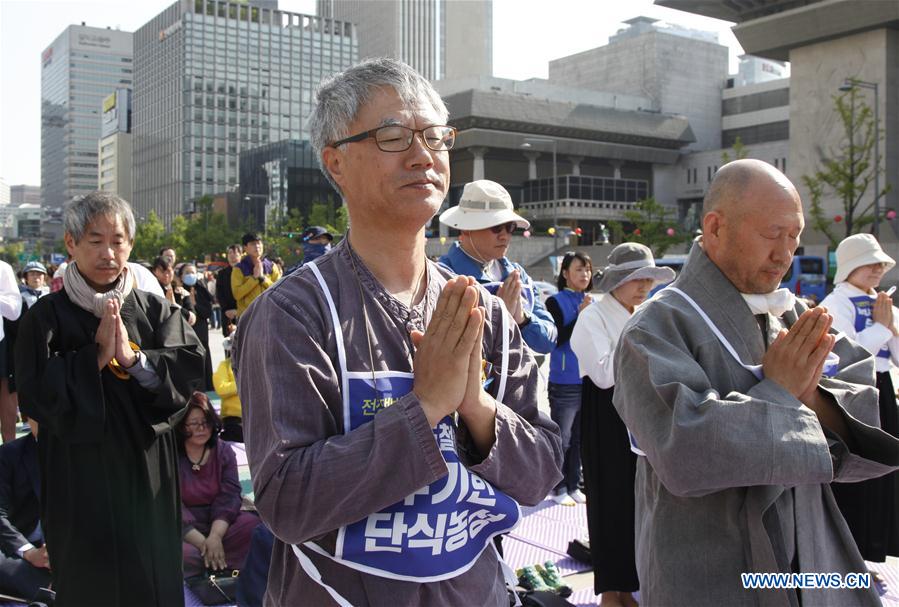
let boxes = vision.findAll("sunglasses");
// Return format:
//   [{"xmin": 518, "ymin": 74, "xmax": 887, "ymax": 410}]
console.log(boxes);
[{"xmin": 489, "ymin": 222, "xmax": 517, "ymax": 235}]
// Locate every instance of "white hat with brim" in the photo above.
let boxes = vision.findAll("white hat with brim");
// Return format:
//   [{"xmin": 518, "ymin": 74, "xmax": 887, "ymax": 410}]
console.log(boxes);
[
  {"xmin": 594, "ymin": 242, "xmax": 676, "ymax": 293},
  {"xmin": 439, "ymin": 179, "xmax": 530, "ymax": 231},
  {"xmin": 834, "ymin": 233, "xmax": 895, "ymax": 284}
]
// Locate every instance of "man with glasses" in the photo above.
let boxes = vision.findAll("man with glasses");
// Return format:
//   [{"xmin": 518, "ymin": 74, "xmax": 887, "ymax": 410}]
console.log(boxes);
[
  {"xmin": 439, "ymin": 180, "xmax": 558, "ymax": 354},
  {"xmin": 233, "ymin": 58, "xmax": 561, "ymax": 605}
]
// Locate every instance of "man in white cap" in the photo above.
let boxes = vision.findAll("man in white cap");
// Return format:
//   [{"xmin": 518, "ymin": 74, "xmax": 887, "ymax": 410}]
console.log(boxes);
[
  {"xmin": 613, "ymin": 159, "xmax": 899, "ymax": 606},
  {"xmin": 439, "ymin": 180, "xmax": 557, "ymax": 354}
]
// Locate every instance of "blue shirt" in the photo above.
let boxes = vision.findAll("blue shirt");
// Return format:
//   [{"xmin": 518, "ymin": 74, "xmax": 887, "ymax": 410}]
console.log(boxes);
[{"xmin": 439, "ymin": 242, "xmax": 557, "ymax": 354}]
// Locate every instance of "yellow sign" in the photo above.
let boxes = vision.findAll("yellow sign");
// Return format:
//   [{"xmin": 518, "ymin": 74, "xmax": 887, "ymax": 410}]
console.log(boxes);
[{"xmin": 103, "ymin": 93, "xmax": 116, "ymax": 113}]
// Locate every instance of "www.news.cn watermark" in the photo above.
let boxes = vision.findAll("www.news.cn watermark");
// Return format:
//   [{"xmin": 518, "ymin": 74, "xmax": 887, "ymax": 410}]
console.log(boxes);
[{"xmin": 742, "ymin": 572, "xmax": 871, "ymax": 590}]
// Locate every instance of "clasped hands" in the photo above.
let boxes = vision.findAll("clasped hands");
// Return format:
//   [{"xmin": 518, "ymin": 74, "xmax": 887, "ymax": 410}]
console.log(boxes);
[
  {"xmin": 95, "ymin": 298, "xmax": 137, "ymax": 372},
  {"xmin": 762, "ymin": 306, "xmax": 836, "ymax": 405},
  {"xmin": 411, "ymin": 276, "xmax": 493, "ymax": 428}
]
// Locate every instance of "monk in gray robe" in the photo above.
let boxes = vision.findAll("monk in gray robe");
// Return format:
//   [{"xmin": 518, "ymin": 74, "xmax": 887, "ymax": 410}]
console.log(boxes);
[{"xmin": 614, "ymin": 159, "xmax": 899, "ymax": 607}]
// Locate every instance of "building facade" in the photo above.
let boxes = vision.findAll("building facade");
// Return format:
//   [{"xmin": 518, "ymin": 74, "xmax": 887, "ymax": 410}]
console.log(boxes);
[
  {"xmin": 0, "ymin": 178, "xmax": 8, "ymax": 207},
  {"xmin": 659, "ymin": 0, "xmax": 899, "ymax": 243},
  {"xmin": 40, "ymin": 24, "xmax": 133, "ymax": 208},
  {"xmin": 9, "ymin": 185, "xmax": 42, "ymax": 207},
  {"xmin": 99, "ymin": 88, "xmax": 133, "ymax": 203},
  {"xmin": 317, "ymin": 0, "xmax": 492, "ymax": 81},
  {"xmin": 133, "ymin": 0, "xmax": 357, "ymax": 225},
  {"xmin": 435, "ymin": 77, "xmax": 694, "ymax": 246},
  {"xmin": 548, "ymin": 16, "xmax": 728, "ymax": 152}
]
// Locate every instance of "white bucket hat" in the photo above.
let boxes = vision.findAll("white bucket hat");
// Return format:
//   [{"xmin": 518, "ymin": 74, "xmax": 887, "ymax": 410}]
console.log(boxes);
[
  {"xmin": 439, "ymin": 180, "xmax": 530, "ymax": 231},
  {"xmin": 833, "ymin": 233, "xmax": 895, "ymax": 284},
  {"xmin": 594, "ymin": 242, "xmax": 676, "ymax": 293}
]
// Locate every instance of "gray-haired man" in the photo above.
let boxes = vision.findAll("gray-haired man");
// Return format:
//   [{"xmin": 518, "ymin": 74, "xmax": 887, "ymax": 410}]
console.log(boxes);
[
  {"xmin": 15, "ymin": 191, "xmax": 205, "ymax": 606},
  {"xmin": 233, "ymin": 58, "xmax": 562, "ymax": 605}
]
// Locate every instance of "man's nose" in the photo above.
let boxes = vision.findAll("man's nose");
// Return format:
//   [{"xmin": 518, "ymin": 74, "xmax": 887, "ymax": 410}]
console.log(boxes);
[{"xmin": 405, "ymin": 132, "xmax": 435, "ymax": 169}]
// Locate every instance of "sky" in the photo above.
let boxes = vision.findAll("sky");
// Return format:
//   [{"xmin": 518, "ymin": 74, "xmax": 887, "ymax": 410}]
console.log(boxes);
[{"xmin": 0, "ymin": 0, "xmax": 743, "ymax": 187}]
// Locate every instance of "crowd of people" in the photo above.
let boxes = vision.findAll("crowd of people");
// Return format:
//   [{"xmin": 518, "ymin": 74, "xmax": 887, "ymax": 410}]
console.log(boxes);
[{"xmin": 0, "ymin": 56, "xmax": 896, "ymax": 607}]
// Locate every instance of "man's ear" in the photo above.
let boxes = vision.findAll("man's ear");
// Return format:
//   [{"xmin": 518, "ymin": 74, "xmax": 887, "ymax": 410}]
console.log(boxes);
[
  {"xmin": 703, "ymin": 211, "xmax": 722, "ymax": 242},
  {"xmin": 64, "ymin": 232, "xmax": 77, "ymax": 257},
  {"xmin": 321, "ymin": 146, "xmax": 346, "ymax": 190}
]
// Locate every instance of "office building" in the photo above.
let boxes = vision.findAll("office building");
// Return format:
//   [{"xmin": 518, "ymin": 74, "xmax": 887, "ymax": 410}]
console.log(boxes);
[
  {"xmin": 318, "ymin": 0, "xmax": 492, "ymax": 81},
  {"xmin": 40, "ymin": 24, "xmax": 133, "ymax": 208},
  {"xmin": 98, "ymin": 88, "xmax": 133, "ymax": 203},
  {"xmin": 548, "ymin": 16, "xmax": 728, "ymax": 152},
  {"xmin": 435, "ymin": 76, "xmax": 694, "ymax": 245},
  {"xmin": 133, "ymin": 0, "xmax": 357, "ymax": 224},
  {"xmin": 0, "ymin": 179, "xmax": 8, "ymax": 207},
  {"xmin": 9, "ymin": 185, "xmax": 42, "ymax": 207},
  {"xmin": 659, "ymin": 0, "xmax": 899, "ymax": 243}
]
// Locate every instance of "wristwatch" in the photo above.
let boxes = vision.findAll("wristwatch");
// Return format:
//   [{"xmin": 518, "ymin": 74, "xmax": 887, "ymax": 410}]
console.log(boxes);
[{"xmin": 518, "ymin": 310, "xmax": 532, "ymax": 328}]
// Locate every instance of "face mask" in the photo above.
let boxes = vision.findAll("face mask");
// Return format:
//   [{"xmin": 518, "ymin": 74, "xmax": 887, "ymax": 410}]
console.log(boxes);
[
  {"xmin": 182, "ymin": 273, "xmax": 198, "ymax": 286},
  {"xmin": 303, "ymin": 242, "xmax": 331, "ymax": 262}
]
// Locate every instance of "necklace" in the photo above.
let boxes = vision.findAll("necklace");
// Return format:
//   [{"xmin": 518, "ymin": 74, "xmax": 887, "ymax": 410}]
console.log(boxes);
[{"xmin": 187, "ymin": 445, "xmax": 208, "ymax": 471}]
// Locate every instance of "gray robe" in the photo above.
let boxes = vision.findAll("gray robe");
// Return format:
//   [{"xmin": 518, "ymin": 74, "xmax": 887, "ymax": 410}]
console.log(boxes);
[{"xmin": 613, "ymin": 243, "xmax": 899, "ymax": 607}]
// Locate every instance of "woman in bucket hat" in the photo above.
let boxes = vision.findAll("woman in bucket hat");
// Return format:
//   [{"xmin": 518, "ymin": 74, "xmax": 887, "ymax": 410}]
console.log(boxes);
[
  {"xmin": 820, "ymin": 233, "xmax": 899, "ymax": 571},
  {"xmin": 570, "ymin": 242, "xmax": 674, "ymax": 607}
]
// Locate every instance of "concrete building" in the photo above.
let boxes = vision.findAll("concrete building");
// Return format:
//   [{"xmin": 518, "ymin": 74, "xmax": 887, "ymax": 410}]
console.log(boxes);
[
  {"xmin": 98, "ymin": 88, "xmax": 133, "ymax": 203},
  {"xmin": 656, "ymin": 76, "xmax": 790, "ymax": 230},
  {"xmin": 317, "ymin": 0, "xmax": 492, "ymax": 81},
  {"xmin": 657, "ymin": 0, "xmax": 899, "ymax": 244},
  {"xmin": 0, "ymin": 179, "xmax": 8, "ymax": 207},
  {"xmin": 12, "ymin": 205, "xmax": 43, "ymax": 240},
  {"xmin": 435, "ymin": 77, "xmax": 694, "ymax": 246},
  {"xmin": 40, "ymin": 24, "xmax": 133, "ymax": 208},
  {"xmin": 9, "ymin": 185, "xmax": 42, "ymax": 207},
  {"xmin": 733, "ymin": 54, "xmax": 789, "ymax": 87},
  {"xmin": 548, "ymin": 16, "xmax": 728, "ymax": 152},
  {"xmin": 133, "ymin": 0, "xmax": 357, "ymax": 225}
]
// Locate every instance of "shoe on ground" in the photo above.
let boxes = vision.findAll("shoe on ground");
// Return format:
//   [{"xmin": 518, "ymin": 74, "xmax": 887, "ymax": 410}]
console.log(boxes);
[
  {"xmin": 551, "ymin": 491, "xmax": 576, "ymax": 506},
  {"xmin": 536, "ymin": 561, "xmax": 573, "ymax": 598},
  {"xmin": 569, "ymin": 489, "xmax": 586, "ymax": 504},
  {"xmin": 517, "ymin": 565, "xmax": 552, "ymax": 591}
]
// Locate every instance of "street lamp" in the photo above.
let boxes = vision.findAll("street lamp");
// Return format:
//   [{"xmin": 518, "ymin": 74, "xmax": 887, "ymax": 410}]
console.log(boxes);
[
  {"xmin": 839, "ymin": 78, "xmax": 881, "ymax": 237},
  {"xmin": 243, "ymin": 194, "xmax": 269, "ymax": 235},
  {"xmin": 520, "ymin": 137, "xmax": 558, "ymax": 251}
]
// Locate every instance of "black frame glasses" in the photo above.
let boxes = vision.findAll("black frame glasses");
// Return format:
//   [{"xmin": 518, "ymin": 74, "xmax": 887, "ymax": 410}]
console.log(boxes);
[{"xmin": 329, "ymin": 125, "xmax": 456, "ymax": 153}]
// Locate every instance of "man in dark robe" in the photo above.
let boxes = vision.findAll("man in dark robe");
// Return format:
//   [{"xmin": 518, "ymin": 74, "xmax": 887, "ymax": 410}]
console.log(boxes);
[{"xmin": 16, "ymin": 191, "xmax": 205, "ymax": 607}]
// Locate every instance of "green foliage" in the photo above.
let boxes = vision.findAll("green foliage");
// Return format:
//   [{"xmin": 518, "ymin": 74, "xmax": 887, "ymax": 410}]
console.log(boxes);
[
  {"xmin": 132, "ymin": 198, "xmax": 241, "ymax": 265},
  {"xmin": 0, "ymin": 242, "xmax": 24, "ymax": 267},
  {"xmin": 132, "ymin": 211, "xmax": 166, "ymax": 262},
  {"xmin": 131, "ymin": 197, "xmax": 348, "ymax": 267},
  {"xmin": 608, "ymin": 197, "xmax": 692, "ymax": 258},
  {"xmin": 720, "ymin": 136, "xmax": 748, "ymax": 165},
  {"xmin": 804, "ymin": 85, "xmax": 891, "ymax": 247}
]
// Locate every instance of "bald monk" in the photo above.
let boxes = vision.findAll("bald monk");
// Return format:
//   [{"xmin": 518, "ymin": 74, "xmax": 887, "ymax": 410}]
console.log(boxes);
[{"xmin": 613, "ymin": 159, "xmax": 899, "ymax": 606}]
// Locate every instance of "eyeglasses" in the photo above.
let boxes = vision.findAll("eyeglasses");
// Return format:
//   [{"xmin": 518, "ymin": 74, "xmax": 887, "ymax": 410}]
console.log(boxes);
[
  {"xmin": 185, "ymin": 421, "xmax": 209, "ymax": 431},
  {"xmin": 329, "ymin": 125, "xmax": 456, "ymax": 153},
  {"xmin": 489, "ymin": 222, "xmax": 517, "ymax": 235}
]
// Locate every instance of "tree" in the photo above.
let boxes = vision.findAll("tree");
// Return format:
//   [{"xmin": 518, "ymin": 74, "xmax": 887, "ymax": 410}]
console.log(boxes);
[
  {"xmin": 803, "ymin": 85, "xmax": 890, "ymax": 248},
  {"xmin": 132, "ymin": 211, "xmax": 166, "ymax": 262},
  {"xmin": 720, "ymin": 136, "xmax": 748, "ymax": 165},
  {"xmin": 608, "ymin": 197, "xmax": 692, "ymax": 258}
]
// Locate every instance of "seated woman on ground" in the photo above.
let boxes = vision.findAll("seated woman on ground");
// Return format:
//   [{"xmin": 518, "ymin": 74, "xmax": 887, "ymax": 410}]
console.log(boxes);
[{"xmin": 177, "ymin": 391, "xmax": 261, "ymax": 577}]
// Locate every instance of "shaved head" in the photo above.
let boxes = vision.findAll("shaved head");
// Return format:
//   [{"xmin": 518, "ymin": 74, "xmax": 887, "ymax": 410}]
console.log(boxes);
[
  {"xmin": 701, "ymin": 159, "xmax": 804, "ymax": 293},
  {"xmin": 703, "ymin": 159, "xmax": 798, "ymax": 221}
]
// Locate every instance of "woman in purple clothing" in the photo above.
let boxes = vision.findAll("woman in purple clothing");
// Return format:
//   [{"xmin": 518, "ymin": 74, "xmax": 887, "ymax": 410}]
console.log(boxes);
[{"xmin": 177, "ymin": 392, "xmax": 260, "ymax": 576}]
